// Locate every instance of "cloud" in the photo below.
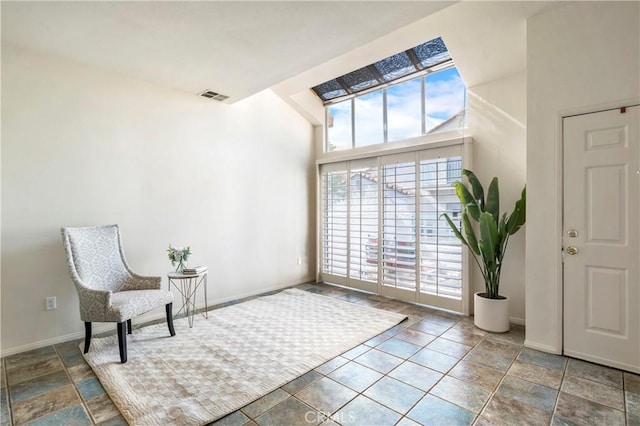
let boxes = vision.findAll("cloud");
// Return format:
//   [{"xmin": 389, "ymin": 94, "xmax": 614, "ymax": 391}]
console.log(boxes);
[
  {"xmin": 425, "ymin": 72, "xmax": 466, "ymax": 120},
  {"xmin": 327, "ymin": 102, "xmax": 352, "ymax": 150},
  {"xmin": 354, "ymin": 92, "xmax": 384, "ymax": 145},
  {"xmin": 327, "ymin": 68, "xmax": 466, "ymax": 151}
]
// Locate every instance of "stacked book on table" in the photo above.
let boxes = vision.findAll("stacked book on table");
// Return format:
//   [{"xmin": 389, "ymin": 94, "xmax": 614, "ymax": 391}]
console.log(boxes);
[{"xmin": 182, "ymin": 266, "xmax": 207, "ymax": 275}]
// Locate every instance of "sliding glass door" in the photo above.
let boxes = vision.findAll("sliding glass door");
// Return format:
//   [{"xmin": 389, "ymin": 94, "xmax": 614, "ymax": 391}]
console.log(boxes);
[{"xmin": 319, "ymin": 144, "xmax": 467, "ymax": 312}]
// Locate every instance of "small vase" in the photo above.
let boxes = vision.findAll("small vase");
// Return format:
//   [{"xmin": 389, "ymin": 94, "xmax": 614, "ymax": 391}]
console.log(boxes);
[{"xmin": 175, "ymin": 260, "xmax": 186, "ymax": 273}]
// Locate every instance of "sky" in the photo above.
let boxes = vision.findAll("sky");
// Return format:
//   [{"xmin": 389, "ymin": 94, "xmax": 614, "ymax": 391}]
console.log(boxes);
[{"xmin": 327, "ymin": 67, "xmax": 466, "ymax": 151}]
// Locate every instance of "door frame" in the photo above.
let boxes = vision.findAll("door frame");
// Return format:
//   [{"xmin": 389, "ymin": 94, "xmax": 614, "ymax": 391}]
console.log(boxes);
[{"xmin": 558, "ymin": 99, "xmax": 640, "ymax": 356}]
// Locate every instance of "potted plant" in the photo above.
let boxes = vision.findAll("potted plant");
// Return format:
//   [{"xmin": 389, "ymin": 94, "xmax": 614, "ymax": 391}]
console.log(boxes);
[{"xmin": 442, "ymin": 169, "xmax": 526, "ymax": 332}]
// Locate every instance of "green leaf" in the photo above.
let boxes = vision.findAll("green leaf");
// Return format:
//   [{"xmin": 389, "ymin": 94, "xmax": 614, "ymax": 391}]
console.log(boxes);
[
  {"xmin": 479, "ymin": 212, "xmax": 499, "ymax": 264},
  {"xmin": 441, "ymin": 213, "xmax": 469, "ymax": 248},
  {"xmin": 455, "ymin": 182, "xmax": 481, "ymax": 221},
  {"xmin": 462, "ymin": 169, "xmax": 485, "ymax": 209},
  {"xmin": 454, "ymin": 181, "xmax": 474, "ymax": 205},
  {"xmin": 462, "ymin": 211, "xmax": 480, "ymax": 255},
  {"xmin": 466, "ymin": 202, "xmax": 481, "ymax": 222},
  {"xmin": 506, "ymin": 186, "xmax": 527, "ymax": 235},
  {"xmin": 485, "ymin": 177, "xmax": 500, "ymax": 223},
  {"xmin": 498, "ymin": 212, "xmax": 508, "ymax": 241}
]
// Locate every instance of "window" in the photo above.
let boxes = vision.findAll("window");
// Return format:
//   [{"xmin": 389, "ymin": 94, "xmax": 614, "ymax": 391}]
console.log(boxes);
[
  {"xmin": 354, "ymin": 92, "xmax": 384, "ymax": 146},
  {"xmin": 326, "ymin": 102, "xmax": 352, "ymax": 152},
  {"xmin": 320, "ymin": 145, "xmax": 465, "ymax": 312},
  {"xmin": 387, "ymin": 78, "xmax": 423, "ymax": 142},
  {"xmin": 425, "ymin": 67, "xmax": 467, "ymax": 135},
  {"xmin": 324, "ymin": 66, "xmax": 466, "ymax": 152},
  {"xmin": 313, "ymin": 37, "xmax": 450, "ymax": 103}
]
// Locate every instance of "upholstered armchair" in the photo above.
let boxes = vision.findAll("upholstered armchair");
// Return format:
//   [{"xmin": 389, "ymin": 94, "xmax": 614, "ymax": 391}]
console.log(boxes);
[{"xmin": 61, "ymin": 225, "xmax": 175, "ymax": 363}]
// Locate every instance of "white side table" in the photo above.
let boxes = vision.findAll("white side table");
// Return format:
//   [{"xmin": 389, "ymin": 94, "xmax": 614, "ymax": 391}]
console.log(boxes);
[{"xmin": 167, "ymin": 270, "xmax": 208, "ymax": 328}]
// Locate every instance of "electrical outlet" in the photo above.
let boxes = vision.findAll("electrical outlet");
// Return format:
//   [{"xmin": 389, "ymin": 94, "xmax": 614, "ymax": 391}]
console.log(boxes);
[{"xmin": 46, "ymin": 296, "xmax": 56, "ymax": 310}]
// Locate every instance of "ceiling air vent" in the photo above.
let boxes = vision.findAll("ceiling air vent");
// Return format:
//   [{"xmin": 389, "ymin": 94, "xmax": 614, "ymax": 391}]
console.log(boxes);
[{"xmin": 199, "ymin": 90, "xmax": 229, "ymax": 102}]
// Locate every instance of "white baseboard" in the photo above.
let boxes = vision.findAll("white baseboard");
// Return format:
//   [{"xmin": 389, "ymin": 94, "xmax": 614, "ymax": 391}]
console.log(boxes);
[
  {"xmin": 1, "ymin": 279, "xmax": 315, "ymax": 358},
  {"xmin": 1, "ymin": 330, "xmax": 86, "ymax": 358},
  {"xmin": 524, "ymin": 340, "xmax": 562, "ymax": 355},
  {"xmin": 509, "ymin": 316, "xmax": 525, "ymax": 326}
]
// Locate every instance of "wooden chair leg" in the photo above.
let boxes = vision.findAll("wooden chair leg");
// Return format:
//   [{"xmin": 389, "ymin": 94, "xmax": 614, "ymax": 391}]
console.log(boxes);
[
  {"xmin": 127, "ymin": 319, "xmax": 132, "ymax": 334},
  {"xmin": 117, "ymin": 321, "xmax": 127, "ymax": 363},
  {"xmin": 83, "ymin": 322, "xmax": 91, "ymax": 354},
  {"xmin": 166, "ymin": 303, "xmax": 176, "ymax": 337}
]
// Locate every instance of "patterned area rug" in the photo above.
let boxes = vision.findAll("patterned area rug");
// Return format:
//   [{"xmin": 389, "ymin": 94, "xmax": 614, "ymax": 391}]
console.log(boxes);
[{"xmin": 82, "ymin": 288, "xmax": 406, "ymax": 425}]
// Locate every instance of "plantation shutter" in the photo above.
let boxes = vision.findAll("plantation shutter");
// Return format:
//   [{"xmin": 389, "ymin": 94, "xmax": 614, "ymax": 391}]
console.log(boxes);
[
  {"xmin": 318, "ymin": 142, "xmax": 468, "ymax": 313},
  {"xmin": 418, "ymin": 145, "xmax": 464, "ymax": 311},
  {"xmin": 380, "ymin": 153, "xmax": 418, "ymax": 293},
  {"xmin": 348, "ymin": 158, "xmax": 378, "ymax": 291},
  {"xmin": 320, "ymin": 162, "xmax": 348, "ymax": 285}
]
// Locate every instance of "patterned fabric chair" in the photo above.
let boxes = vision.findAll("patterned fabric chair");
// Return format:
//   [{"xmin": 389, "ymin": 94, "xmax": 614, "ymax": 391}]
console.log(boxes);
[{"xmin": 61, "ymin": 225, "xmax": 175, "ymax": 363}]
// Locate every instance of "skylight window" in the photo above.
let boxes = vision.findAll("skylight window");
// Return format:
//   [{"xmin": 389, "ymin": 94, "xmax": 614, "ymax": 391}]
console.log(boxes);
[{"xmin": 312, "ymin": 37, "xmax": 450, "ymax": 104}]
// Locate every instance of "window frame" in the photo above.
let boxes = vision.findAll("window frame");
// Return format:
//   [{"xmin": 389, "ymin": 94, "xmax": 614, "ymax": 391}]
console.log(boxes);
[{"xmin": 324, "ymin": 64, "xmax": 465, "ymax": 153}]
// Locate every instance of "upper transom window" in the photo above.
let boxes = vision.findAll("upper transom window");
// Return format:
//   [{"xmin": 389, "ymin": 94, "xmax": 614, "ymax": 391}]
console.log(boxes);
[{"xmin": 312, "ymin": 37, "xmax": 450, "ymax": 104}]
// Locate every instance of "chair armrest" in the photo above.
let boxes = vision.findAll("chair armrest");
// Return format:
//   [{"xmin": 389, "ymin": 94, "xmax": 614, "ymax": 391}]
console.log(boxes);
[
  {"xmin": 129, "ymin": 274, "xmax": 162, "ymax": 290},
  {"xmin": 80, "ymin": 287, "xmax": 112, "ymax": 306},
  {"xmin": 75, "ymin": 286, "xmax": 113, "ymax": 322}
]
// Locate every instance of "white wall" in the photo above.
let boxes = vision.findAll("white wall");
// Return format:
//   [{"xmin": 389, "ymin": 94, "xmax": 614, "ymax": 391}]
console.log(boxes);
[
  {"xmin": 1, "ymin": 44, "xmax": 315, "ymax": 355},
  {"xmin": 467, "ymin": 71, "xmax": 527, "ymax": 323},
  {"xmin": 526, "ymin": 2, "xmax": 640, "ymax": 352}
]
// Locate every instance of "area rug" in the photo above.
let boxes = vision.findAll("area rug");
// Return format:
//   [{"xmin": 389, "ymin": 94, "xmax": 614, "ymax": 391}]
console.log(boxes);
[{"xmin": 82, "ymin": 288, "xmax": 407, "ymax": 425}]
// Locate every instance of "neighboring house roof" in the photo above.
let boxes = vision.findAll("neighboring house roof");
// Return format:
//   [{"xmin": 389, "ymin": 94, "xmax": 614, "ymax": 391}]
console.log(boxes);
[
  {"xmin": 426, "ymin": 109, "xmax": 466, "ymax": 134},
  {"xmin": 355, "ymin": 170, "xmax": 415, "ymax": 196}
]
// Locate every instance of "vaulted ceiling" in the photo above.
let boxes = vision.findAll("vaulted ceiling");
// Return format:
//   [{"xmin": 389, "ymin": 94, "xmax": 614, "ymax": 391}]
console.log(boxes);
[
  {"xmin": 2, "ymin": 1, "xmax": 563, "ymax": 108},
  {"xmin": 2, "ymin": 1, "xmax": 453, "ymax": 102}
]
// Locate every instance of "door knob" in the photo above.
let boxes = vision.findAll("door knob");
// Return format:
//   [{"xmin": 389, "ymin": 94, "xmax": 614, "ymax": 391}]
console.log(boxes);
[
  {"xmin": 567, "ymin": 246, "xmax": 578, "ymax": 255},
  {"xmin": 567, "ymin": 229, "xmax": 578, "ymax": 238}
]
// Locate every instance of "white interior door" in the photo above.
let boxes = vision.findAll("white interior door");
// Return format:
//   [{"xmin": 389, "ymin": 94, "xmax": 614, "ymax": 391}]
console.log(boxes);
[{"xmin": 563, "ymin": 105, "xmax": 640, "ymax": 372}]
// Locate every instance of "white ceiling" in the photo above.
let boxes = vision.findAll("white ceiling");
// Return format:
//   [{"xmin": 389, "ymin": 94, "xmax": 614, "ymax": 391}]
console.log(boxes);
[
  {"xmin": 2, "ymin": 0, "xmax": 565, "ymax": 114},
  {"xmin": 1, "ymin": 1, "xmax": 456, "ymax": 102}
]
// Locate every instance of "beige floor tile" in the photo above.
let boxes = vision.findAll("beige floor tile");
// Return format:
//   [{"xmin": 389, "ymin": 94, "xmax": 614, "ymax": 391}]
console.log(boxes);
[
  {"xmin": 480, "ymin": 393, "xmax": 551, "ymax": 426},
  {"xmin": 561, "ymin": 375, "xmax": 624, "ymax": 411},
  {"xmin": 11, "ymin": 384, "xmax": 80, "ymax": 424},
  {"xmin": 448, "ymin": 360, "xmax": 503, "ymax": 392},
  {"xmin": 68, "ymin": 363, "xmax": 97, "ymax": 383},
  {"xmin": 507, "ymin": 359, "xmax": 564, "ymax": 390},
  {"xmin": 427, "ymin": 337, "xmax": 472, "ymax": 359},
  {"xmin": 566, "ymin": 358, "xmax": 623, "ymax": 389},
  {"xmin": 429, "ymin": 375, "xmax": 490, "ymax": 413},
  {"xmin": 294, "ymin": 377, "xmax": 357, "ymax": 415},
  {"xmin": 255, "ymin": 397, "xmax": 320, "ymax": 426},
  {"xmin": 554, "ymin": 391, "xmax": 625, "ymax": 425},
  {"xmin": 86, "ymin": 394, "xmax": 121, "ymax": 423}
]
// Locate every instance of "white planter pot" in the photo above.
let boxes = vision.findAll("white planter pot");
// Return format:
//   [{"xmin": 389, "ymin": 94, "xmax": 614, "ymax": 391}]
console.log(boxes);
[{"xmin": 474, "ymin": 292, "xmax": 510, "ymax": 333}]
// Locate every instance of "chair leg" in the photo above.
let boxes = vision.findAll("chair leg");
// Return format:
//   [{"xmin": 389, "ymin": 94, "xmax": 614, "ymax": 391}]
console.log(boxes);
[
  {"xmin": 117, "ymin": 321, "xmax": 127, "ymax": 363},
  {"xmin": 83, "ymin": 322, "xmax": 91, "ymax": 354},
  {"xmin": 127, "ymin": 319, "xmax": 132, "ymax": 335},
  {"xmin": 166, "ymin": 303, "xmax": 176, "ymax": 337}
]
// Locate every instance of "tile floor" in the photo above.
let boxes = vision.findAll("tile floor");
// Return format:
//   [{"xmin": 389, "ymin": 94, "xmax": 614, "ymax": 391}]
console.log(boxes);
[{"xmin": 2, "ymin": 282, "xmax": 639, "ymax": 425}]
